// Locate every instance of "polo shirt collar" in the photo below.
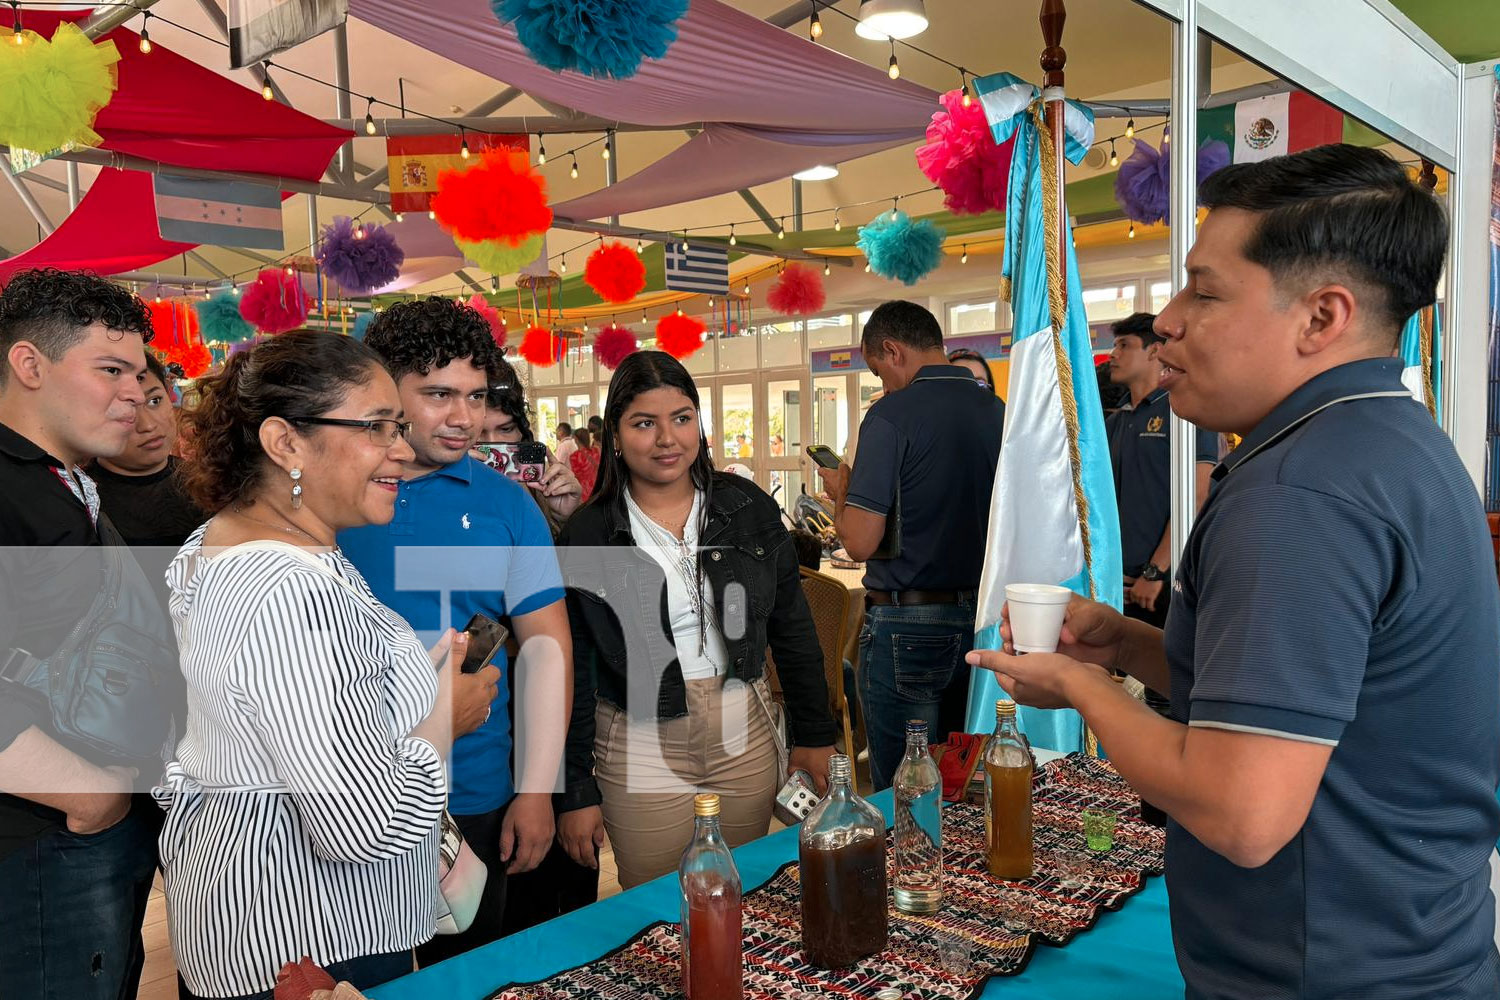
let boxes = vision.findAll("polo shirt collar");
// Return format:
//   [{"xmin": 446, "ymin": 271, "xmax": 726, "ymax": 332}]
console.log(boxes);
[
  {"xmin": 912, "ymin": 363, "xmax": 980, "ymax": 384},
  {"xmin": 1122, "ymin": 387, "xmax": 1168, "ymax": 412},
  {"xmin": 407, "ymin": 453, "xmax": 477, "ymax": 487},
  {"xmin": 1217, "ymin": 358, "xmax": 1410, "ymax": 480},
  {"xmin": 0, "ymin": 420, "xmax": 62, "ymax": 468}
]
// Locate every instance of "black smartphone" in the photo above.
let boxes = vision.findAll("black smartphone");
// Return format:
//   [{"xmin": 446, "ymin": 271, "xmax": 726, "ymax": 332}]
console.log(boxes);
[
  {"xmin": 806, "ymin": 444, "xmax": 842, "ymax": 469},
  {"xmin": 459, "ymin": 613, "xmax": 509, "ymax": 674},
  {"xmin": 516, "ymin": 442, "xmax": 548, "ymax": 485}
]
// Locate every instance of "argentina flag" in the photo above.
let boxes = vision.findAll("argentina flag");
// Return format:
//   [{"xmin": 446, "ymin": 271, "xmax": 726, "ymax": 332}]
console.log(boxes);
[{"xmin": 965, "ymin": 72, "xmax": 1123, "ymax": 753}]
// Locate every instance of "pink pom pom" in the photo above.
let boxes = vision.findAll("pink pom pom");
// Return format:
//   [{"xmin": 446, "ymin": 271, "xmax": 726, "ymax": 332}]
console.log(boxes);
[
  {"xmin": 915, "ymin": 89, "xmax": 1015, "ymax": 215},
  {"xmin": 239, "ymin": 269, "xmax": 311, "ymax": 335},
  {"xmin": 655, "ymin": 312, "xmax": 706, "ymax": 359},
  {"xmin": 593, "ymin": 323, "xmax": 639, "ymax": 370},
  {"xmin": 766, "ymin": 263, "xmax": 826, "ymax": 316},
  {"xmin": 466, "ymin": 294, "xmax": 508, "ymax": 351}
]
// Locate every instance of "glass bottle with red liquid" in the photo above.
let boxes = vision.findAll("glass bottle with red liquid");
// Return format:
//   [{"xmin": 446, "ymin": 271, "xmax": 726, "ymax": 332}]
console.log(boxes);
[
  {"xmin": 679, "ymin": 793, "xmax": 744, "ymax": 1000},
  {"xmin": 799, "ymin": 753, "xmax": 889, "ymax": 968}
]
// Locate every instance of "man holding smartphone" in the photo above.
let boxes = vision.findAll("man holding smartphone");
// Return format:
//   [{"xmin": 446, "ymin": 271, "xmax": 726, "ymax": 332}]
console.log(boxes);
[
  {"xmin": 817, "ymin": 300, "xmax": 1004, "ymax": 790},
  {"xmin": 340, "ymin": 298, "xmax": 573, "ymax": 965}
]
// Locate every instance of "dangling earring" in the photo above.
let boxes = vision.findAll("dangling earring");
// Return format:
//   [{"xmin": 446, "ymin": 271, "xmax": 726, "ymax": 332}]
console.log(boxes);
[{"xmin": 290, "ymin": 468, "xmax": 303, "ymax": 509}]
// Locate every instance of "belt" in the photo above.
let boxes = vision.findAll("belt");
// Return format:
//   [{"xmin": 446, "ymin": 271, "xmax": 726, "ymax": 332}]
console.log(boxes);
[{"xmin": 865, "ymin": 589, "xmax": 976, "ymax": 607}]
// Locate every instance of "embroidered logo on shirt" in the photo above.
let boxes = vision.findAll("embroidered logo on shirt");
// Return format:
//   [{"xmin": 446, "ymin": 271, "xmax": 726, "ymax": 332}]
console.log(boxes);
[
  {"xmin": 1145, "ymin": 415, "xmax": 1164, "ymax": 433},
  {"xmin": 461, "ymin": 514, "xmax": 471, "ymax": 530}
]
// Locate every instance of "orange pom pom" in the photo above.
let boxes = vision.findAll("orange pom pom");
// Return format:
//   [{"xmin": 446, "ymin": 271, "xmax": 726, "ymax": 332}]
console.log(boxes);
[
  {"xmin": 583, "ymin": 241, "xmax": 646, "ymax": 303},
  {"xmin": 518, "ymin": 325, "xmax": 562, "ymax": 367},
  {"xmin": 432, "ymin": 150, "xmax": 552, "ymax": 245},
  {"xmin": 655, "ymin": 312, "xmax": 706, "ymax": 359}
]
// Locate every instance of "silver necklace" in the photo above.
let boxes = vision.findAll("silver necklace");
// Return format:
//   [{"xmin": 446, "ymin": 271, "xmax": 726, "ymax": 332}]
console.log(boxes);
[
  {"xmin": 627, "ymin": 490, "xmax": 715, "ymax": 650},
  {"xmin": 232, "ymin": 504, "xmax": 331, "ymax": 547}
]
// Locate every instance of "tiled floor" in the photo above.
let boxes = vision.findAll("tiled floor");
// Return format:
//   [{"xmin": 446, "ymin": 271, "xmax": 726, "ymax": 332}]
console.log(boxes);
[{"xmin": 137, "ymin": 846, "xmax": 626, "ymax": 1000}]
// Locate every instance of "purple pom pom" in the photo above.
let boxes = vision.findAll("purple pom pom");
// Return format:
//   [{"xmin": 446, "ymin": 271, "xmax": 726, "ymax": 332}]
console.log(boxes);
[
  {"xmin": 316, "ymin": 216, "xmax": 405, "ymax": 295},
  {"xmin": 1115, "ymin": 138, "xmax": 1234, "ymax": 226}
]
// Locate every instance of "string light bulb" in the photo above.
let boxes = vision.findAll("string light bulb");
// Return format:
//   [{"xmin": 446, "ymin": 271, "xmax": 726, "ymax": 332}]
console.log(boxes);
[
  {"xmin": 261, "ymin": 62, "xmax": 274, "ymax": 101},
  {"xmin": 460, "ymin": 132, "xmax": 470, "ymax": 159},
  {"xmin": 959, "ymin": 69, "xmax": 972, "ymax": 108},
  {"xmin": 642, "ymin": 310, "xmax": 649, "ymax": 324},
  {"xmin": 708, "ymin": 297, "xmax": 715, "ymax": 309},
  {"xmin": 636, "ymin": 238, "xmax": 643, "ymax": 254},
  {"xmin": 569, "ymin": 154, "xmax": 579, "ymax": 179},
  {"xmin": 536, "ymin": 134, "xmax": 546, "ymax": 165},
  {"xmin": 823, "ymin": 260, "xmax": 831, "ymax": 276},
  {"xmin": 395, "ymin": 211, "xmax": 404, "ymax": 222},
  {"xmin": 428, "ymin": 209, "xmax": 436, "ymax": 220},
  {"xmin": 833, "ymin": 212, "xmax": 842, "ymax": 232},
  {"xmin": 961, "ymin": 245, "xmax": 968, "ymax": 264},
  {"xmin": 364, "ymin": 98, "xmax": 377, "ymax": 136},
  {"xmin": 1109, "ymin": 140, "xmax": 1119, "ymax": 167},
  {"xmin": 1125, "ymin": 118, "xmax": 1136, "ymax": 139},
  {"xmin": 354, "ymin": 223, "xmax": 365, "ymax": 240},
  {"xmin": 777, "ymin": 218, "xmax": 786, "ymax": 240},
  {"xmin": 559, "ymin": 255, "xmax": 567, "ymax": 273},
  {"xmin": 728, "ymin": 225, "xmax": 736, "ymax": 246},
  {"xmin": 865, "ymin": 263, "xmax": 872, "ymax": 272},
  {"xmin": 10, "ymin": 2, "xmax": 22, "ymax": 45},
  {"xmin": 138, "ymin": 12, "xmax": 151, "ymax": 53},
  {"xmin": 154, "ymin": 293, "xmax": 162, "ymax": 303},
  {"xmin": 284, "ymin": 265, "xmax": 294, "ymax": 276},
  {"xmin": 887, "ymin": 40, "xmax": 900, "ymax": 80},
  {"xmin": 743, "ymin": 280, "xmax": 751, "ymax": 295},
  {"xmin": 230, "ymin": 282, "xmax": 239, "ymax": 296},
  {"xmin": 1128, "ymin": 222, "xmax": 1136, "ymax": 239},
  {"xmin": 809, "ymin": 1, "xmax": 823, "ymax": 40},
  {"xmin": 891, "ymin": 197, "xmax": 900, "ymax": 221},
  {"xmin": 601, "ymin": 131, "xmax": 611, "ymax": 160},
  {"xmin": 202, "ymin": 287, "xmax": 211, "ymax": 301},
  {"xmin": 676, "ymin": 306, "xmax": 683, "ymax": 317}
]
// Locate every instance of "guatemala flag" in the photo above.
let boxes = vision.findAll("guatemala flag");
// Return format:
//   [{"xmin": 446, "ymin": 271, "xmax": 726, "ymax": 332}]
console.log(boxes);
[
  {"xmin": 1397, "ymin": 308, "xmax": 1442, "ymax": 420},
  {"xmin": 965, "ymin": 73, "xmax": 1123, "ymax": 752}
]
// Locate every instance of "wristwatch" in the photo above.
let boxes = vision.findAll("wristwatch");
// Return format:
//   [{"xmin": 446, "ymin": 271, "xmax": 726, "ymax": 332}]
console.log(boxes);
[{"xmin": 1140, "ymin": 563, "xmax": 1168, "ymax": 583}]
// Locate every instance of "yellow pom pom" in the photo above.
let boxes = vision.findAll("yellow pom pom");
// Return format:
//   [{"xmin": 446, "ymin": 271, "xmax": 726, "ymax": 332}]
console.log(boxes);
[{"xmin": 0, "ymin": 22, "xmax": 121, "ymax": 153}]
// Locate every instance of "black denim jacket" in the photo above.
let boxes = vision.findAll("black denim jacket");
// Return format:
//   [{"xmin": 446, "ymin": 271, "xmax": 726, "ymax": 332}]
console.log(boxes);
[{"xmin": 555, "ymin": 473, "xmax": 836, "ymax": 812}]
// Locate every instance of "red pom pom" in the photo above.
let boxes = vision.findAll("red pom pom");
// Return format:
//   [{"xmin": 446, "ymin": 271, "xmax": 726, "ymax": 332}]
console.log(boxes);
[
  {"xmin": 273, "ymin": 957, "xmax": 336, "ymax": 1000},
  {"xmin": 593, "ymin": 323, "xmax": 639, "ymax": 370},
  {"xmin": 518, "ymin": 325, "xmax": 562, "ymax": 367},
  {"xmin": 146, "ymin": 301, "xmax": 213, "ymax": 378},
  {"xmin": 239, "ymin": 269, "xmax": 311, "ymax": 335},
  {"xmin": 432, "ymin": 150, "xmax": 552, "ymax": 245},
  {"xmin": 655, "ymin": 312, "xmax": 706, "ymax": 359},
  {"xmin": 466, "ymin": 294, "xmax": 508, "ymax": 351},
  {"xmin": 915, "ymin": 88, "xmax": 1015, "ymax": 215},
  {"xmin": 766, "ymin": 263, "xmax": 826, "ymax": 316},
  {"xmin": 583, "ymin": 241, "xmax": 646, "ymax": 304}
]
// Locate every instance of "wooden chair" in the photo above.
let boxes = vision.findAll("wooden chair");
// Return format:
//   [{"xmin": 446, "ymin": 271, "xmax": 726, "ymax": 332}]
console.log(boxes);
[{"xmin": 797, "ymin": 567, "xmax": 861, "ymax": 763}]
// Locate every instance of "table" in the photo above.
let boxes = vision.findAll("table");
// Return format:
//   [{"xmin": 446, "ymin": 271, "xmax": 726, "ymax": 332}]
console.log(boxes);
[{"xmin": 369, "ymin": 765, "xmax": 1184, "ymax": 1000}]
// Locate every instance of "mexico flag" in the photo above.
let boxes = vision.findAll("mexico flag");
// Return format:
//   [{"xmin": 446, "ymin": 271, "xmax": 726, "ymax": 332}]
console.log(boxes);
[
  {"xmin": 387, "ymin": 134, "xmax": 529, "ymax": 214},
  {"xmin": 1233, "ymin": 92, "xmax": 1343, "ymax": 162}
]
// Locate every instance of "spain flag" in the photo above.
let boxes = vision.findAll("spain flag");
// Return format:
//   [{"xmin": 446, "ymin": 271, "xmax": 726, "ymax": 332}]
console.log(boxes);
[{"xmin": 387, "ymin": 133, "xmax": 530, "ymax": 214}]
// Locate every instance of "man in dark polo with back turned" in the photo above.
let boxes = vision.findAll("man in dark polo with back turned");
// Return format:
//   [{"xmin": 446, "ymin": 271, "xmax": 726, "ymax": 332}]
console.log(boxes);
[
  {"xmin": 819, "ymin": 300, "xmax": 1004, "ymax": 790},
  {"xmin": 968, "ymin": 145, "xmax": 1500, "ymax": 997}
]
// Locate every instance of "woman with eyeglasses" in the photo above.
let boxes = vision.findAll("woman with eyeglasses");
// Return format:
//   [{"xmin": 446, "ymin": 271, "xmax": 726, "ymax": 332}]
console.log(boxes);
[
  {"xmin": 947, "ymin": 347, "xmax": 998, "ymax": 396},
  {"xmin": 159, "ymin": 332, "xmax": 494, "ymax": 1000}
]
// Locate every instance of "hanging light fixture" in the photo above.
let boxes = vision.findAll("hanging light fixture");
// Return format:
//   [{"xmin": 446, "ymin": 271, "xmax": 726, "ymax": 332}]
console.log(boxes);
[
  {"xmin": 744, "ymin": 279, "xmax": 751, "ymax": 295},
  {"xmin": 602, "ymin": 130, "xmax": 612, "ymax": 160},
  {"xmin": 809, "ymin": 0, "xmax": 823, "ymax": 40},
  {"xmin": 792, "ymin": 164, "xmax": 839, "ymax": 181},
  {"xmin": 1125, "ymin": 118, "xmax": 1136, "ymax": 139},
  {"xmin": 364, "ymin": 98, "xmax": 377, "ymax": 136},
  {"xmin": 202, "ymin": 287, "xmax": 211, "ymax": 301},
  {"xmin": 230, "ymin": 282, "xmax": 239, "ymax": 296},
  {"xmin": 428, "ymin": 209, "xmax": 436, "ymax": 220},
  {"xmin": 11, "ymin": 2, "xmax": 23, "ymax": 45},
  {"xmin": 395, "ymin": 211, "xmax": 404, "ymax": 223},
  {"xmin": 642, "ymin": 310, "xmax": 649, "ymax": 324},
  {"xmin": 728, "ymin": 225, "xmax": 736, "ymax": 246},
  {"xmin": 887, "ymin": 40, "xmax": 900, "ymax": 80},
  {"xmin": 891, "ymin": 197, "xmax": 900, "ymax": 221},
  {"xmin": 960, "ymin": 245, "xmax": 968, "ymax": 263},
  {"xmin": 959, "ymin": 68, "xmax": 972, "ymax": 108},
  {"xmin": 777, "ymin": 218, "xmax": 786, "ymax": 240},
  {"xmin": 491, "ymin": 275, "xmax": 500, "ymax": 292},
  {"xmin": 855, "ymin": 0, "xmax": 927, "ymax": 39},
  {"xmin": 833, "ymin": 211, "xmax": 842, "ymax": 232},
  {"xmin": 536, "ymin": 133, "xmax": 547, "ymax": 165},
  {"xmin": 138, "ymin": 12, "xmax": 152, "ymax": 53},
  {"xmin": 1109, "ymin": 140, "xmax": 1119, "ymax": 167},
  {"xmin": 1128, "ymin": 222, "xmax": 1136, "ymax": 239},
  {"xmin": 636, "ymin": 238, "xmax": 644, "ymax": 254},
  {"xmin": 261, "ymin": 62, "xmax": 275, "ymax": 101},
  {"xmin": 569, "ymin": 154, "xmax": 579, "ymax": 179},
  {"xmin": 559, "ymin": 254, "xmax": 567, "ymax": 273},
  {"xmin": 460, "ymin": 131, "xmax": 471, "ymax": 159},
  {"xmin": 354, "ymin": 223, "xmax": 366, "ymax": 240},
  {"xmin": 676, "ymin": 306, "xmax": 683, "ymax": 317},
  {"xmin": 708, "ymin": 297, "xmax": 715, "ymax": 309},
  {"xmin": 823, "ymin": 259, "xmax": 831, "ymax": 276}
]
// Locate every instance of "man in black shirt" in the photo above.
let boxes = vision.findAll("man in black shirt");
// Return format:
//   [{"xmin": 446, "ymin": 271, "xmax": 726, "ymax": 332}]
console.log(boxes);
[{"xmin": 0, "ymin": 269, "xmax": 163, "ymax": 1000}]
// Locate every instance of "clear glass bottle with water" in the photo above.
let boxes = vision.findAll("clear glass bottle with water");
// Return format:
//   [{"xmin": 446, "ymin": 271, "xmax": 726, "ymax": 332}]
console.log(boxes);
[{"xmin": 892, "ymin": 719, "xmax": 943, "ymax": 913}]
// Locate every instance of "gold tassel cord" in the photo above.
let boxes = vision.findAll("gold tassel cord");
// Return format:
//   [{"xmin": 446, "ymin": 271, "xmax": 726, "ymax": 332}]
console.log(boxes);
[
  {"xmin": 1419, "ymin": 306, "xmax": 1436, "ymax": 420},
  {"xmin": 1032, "ymin": 100, "xmax": 1097, "ymax": 604}
]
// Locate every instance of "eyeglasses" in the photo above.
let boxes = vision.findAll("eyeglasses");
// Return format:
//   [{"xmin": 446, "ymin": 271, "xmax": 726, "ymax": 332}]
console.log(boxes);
[{"xmin": 290, "ymin": 416, "xmax": 413, "ymax": 446}]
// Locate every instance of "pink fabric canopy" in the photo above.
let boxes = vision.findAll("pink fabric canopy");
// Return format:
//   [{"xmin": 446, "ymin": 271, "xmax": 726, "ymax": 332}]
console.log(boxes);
[
  {"xmin": 1, "ymin": 10, "xmax": 351, "ymax": 282},
  {"xmin": 347, "ymin": 0, "xmax": 940, "ymax": 221}
]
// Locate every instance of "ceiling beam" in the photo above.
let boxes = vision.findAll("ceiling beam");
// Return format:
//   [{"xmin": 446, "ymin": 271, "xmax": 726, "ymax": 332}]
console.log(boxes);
[
  {"xmin": 82, "ymin": 0, "xmax": 160, "ymax": 38},
  {"xmin": 2, "ymin": 163, "xmax": 55, "ymax": 235},
  {"xmin": 764, "ymin": 0, "xmax": 843, "ymax": 30}
]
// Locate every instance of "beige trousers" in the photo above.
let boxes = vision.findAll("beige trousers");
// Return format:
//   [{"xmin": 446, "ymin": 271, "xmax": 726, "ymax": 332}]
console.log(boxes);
[{"xmin": 595, "ymin": 676, "xmax": 781, "ymax": 889}]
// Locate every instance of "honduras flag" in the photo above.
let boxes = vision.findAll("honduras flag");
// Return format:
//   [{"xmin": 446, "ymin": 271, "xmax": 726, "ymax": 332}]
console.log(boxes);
[
  {"xmin": 1398, "ymin": 308, "xmax": 1442, "ymax": 420},
  {"xmin": 965, "ymin": 73, "xmax": 1123, "ymax": 752}
]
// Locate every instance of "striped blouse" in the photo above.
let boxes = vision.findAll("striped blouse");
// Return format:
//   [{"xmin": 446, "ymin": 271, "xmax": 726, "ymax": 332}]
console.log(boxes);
[{"xmin": 155, "ymin": 528, "xmax": 446, "ymax": 998}]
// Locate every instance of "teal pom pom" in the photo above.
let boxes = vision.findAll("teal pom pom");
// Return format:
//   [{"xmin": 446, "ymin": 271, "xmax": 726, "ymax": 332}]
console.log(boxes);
[
  {"xmin": 494, "ymin": 0, "xmax": 688, "ymax": 80},
  {"xmin": 352, "ymin": 312, "xmax": 376, "ymax": 342},
  {"xmin": 857, "ymin": 211, "xmax": 947, "ymax": 286},
  {"xmin": 194, "ymin": 292, "xmax": 256, "ymax": 345}
]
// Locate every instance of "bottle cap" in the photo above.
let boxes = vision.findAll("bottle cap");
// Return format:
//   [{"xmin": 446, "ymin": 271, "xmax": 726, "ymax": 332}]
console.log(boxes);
[
  {"xmin": 996, "ymin": 699, "xmax": 1017, "ymax": 719},
  {"xmin": 904, "ymin": 719, "xmax": 928, "ymax": 737},
  {"xmin": 693, "ymin": 793, "xmax": 721, "ymax": 817},
  {"xmin": 875, "ymin": 990, "xmax": 903, "ymax": 1000}
]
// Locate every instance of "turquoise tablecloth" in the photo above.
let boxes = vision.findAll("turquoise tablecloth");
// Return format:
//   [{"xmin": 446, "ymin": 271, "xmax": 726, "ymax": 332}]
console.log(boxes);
[{"xmin": 369, "ymin": 789, "xmax": 1184, "ymax": 1000}]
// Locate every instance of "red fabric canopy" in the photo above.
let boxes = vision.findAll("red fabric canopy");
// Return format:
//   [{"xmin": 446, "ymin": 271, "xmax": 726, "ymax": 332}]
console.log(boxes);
[{"xmin": 1, "ymin": 10, "xmax": 351, "ymax": 281}]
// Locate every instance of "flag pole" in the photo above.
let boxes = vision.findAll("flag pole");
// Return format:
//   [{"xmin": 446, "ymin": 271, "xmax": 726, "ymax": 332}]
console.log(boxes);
[{"xmin": 1040, "ymin": 0, "xmax": 1068, "ymax": 300}]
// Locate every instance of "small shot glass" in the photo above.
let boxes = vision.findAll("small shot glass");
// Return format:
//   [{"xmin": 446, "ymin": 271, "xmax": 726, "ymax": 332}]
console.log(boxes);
[
  {"xmin": 934, "ymin": 934, "xmax": 974, "ymax": 977},
  {"xmin": 1083, "ymin": 808, "xmax": 1118, "ymax": 852}
]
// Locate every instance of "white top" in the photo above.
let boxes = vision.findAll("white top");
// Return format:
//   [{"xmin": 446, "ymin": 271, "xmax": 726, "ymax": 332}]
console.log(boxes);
[
  {"xmin": 155, "ymin": 527, "xmax": 446, "ymax": 997},
  {"xmin": 625, "ymin": 489, "xmax": 728, "ymax": 680},
  {"xmin": 555, "ymin": 437, "xmax": 579, "ymax": 465}
]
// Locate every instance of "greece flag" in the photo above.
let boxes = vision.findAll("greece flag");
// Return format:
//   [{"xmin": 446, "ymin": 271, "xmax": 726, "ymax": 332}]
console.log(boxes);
[
  {"xmin": 665, "ymin": 243, "xmax": 729, "ymax": 295},
  {"xmin": 966, "ymin": 72, "xmax": 1123, "ymax": 753}
]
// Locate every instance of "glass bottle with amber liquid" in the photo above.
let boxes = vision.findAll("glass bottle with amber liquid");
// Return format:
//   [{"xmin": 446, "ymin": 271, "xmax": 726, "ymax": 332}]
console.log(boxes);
[
  {"xmin": 799, "ymin": 754, "xmax": 888, "ymax": 968},
  {"xmin": 679, "ymin": 793, "xmax": 743, "ymax": 1000},
  {"xmin": 984, "ymin": 699, "xmax": 1034, "ymax": 880}
]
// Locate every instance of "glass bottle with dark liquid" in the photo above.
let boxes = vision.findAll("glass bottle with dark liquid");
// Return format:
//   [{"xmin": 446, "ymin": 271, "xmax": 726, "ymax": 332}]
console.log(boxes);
[
  {"xmin": 679, "ymin": 793, "xmax": 743, "ymax": 1000},
  {"xmin": 984, "ymin": 699, "xmax": 1034, "ymax": 880},
  {"xmin": 799, "ymin": 754, "xmax": 889, "ymax": 969}
]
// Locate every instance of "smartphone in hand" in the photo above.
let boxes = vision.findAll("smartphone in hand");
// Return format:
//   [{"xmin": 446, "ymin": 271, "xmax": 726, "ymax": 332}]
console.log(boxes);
[
  {"xmin": 460, "ymin": 613, "xmax": 509, "ymax": 674},
  {"xmin": 516, "ymin": 442, "xmax": 548, "ymax": 485},
  {"xmin": 806, "ymin": 444, "xmax": 843, "ymax": 470}
]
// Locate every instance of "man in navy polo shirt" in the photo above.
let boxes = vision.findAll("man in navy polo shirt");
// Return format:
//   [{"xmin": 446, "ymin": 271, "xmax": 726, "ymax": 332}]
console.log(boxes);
[
  {"xmin": 340, "ymin": 298, "xmax": 572, "ymax": 965},
  {"xmin": 969, "ymin": 144, "xmax": 1500, "ymax": 997},
  {"xmin": 819, "ymin": 300, "xmax": 1004, "ymax": 790}
]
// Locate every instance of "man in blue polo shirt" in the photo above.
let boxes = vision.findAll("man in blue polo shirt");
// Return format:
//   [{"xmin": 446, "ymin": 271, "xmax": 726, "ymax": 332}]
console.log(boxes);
[
  {"xmin": 340, "ymin": 298, "xmax": 572, "ymax": 965},
  {"xmin": 819, "ymin": 300, "xmax": 1004, "ymax": 790},
  {"xmin": 969, "ymin": 144, "xmax": 1500, "ymax": 997}
]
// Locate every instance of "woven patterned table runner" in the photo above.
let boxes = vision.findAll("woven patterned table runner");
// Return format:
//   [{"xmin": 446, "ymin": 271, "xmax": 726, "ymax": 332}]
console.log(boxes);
[{"xmin": 491, "ymin": 754, "xmax": 1164, "ymax": 999}]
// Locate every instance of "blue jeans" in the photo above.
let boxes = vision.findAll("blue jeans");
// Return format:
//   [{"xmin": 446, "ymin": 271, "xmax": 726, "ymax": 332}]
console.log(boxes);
[
  {"xmin": 0, "ymin": 796, "xmax": 160, "ymax": 1000},
  {"xmin": 857, "ymin": 599, "xmax": 978, "ymax": 791}
]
